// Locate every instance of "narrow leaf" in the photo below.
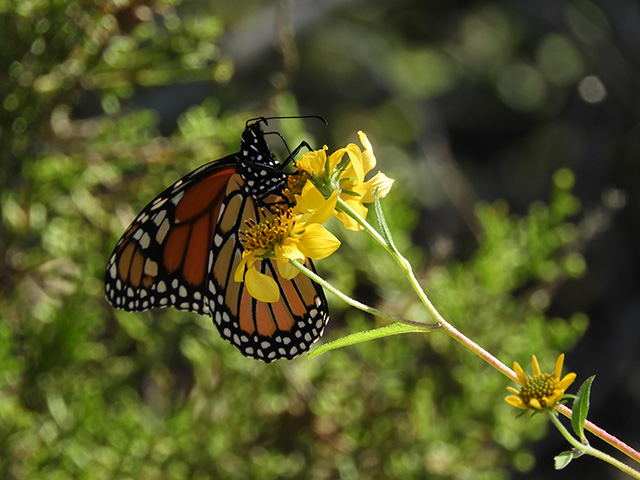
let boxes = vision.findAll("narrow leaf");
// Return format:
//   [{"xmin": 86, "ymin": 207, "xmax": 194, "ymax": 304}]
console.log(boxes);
[
  {"xmin": 374, "ymin": 189, "xmax": 396, "ymax": 250},
  {"xmin": 554, "ymin": 450, "xmax": 574, "ymax": 470},
  {"xmin": 571, "ymin": 376, "xmax": 595, "ymax": 442},
  {"xmin": 309, "ymin": 322, "xmax": 433, "ymax": 359}
]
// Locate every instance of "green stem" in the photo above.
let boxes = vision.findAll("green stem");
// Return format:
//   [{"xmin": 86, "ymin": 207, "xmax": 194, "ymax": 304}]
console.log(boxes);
[
  {"xmin": 546, "ymin": 411, "xmax": 640, "ymax": 478},
  {"xmin": 288, "ymin": 259, "xmax": 437, "ymax": 330},
  {"xmin": 555, "ymin": 404, "xmax": 640, "ymax": 465},
  {"xmin": 334, "ymin": 195, "xmax": 640, "ymax": 469},
  {"xmin": 335, "ymin": 197, "xmax": 517, "ymax": 381}
]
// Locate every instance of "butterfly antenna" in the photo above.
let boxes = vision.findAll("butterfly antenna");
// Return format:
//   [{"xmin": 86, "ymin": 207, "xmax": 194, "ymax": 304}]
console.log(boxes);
[{"xmin": 246, "ymin": 115, "xmax": 328, "ymax": 127}]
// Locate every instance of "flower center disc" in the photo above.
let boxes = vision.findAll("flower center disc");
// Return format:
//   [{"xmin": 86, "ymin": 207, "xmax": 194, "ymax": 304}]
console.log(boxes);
[
  {"xmin": 243, "ymin": 208, "xmax": 296, "ymax": 251},
  {"xmin": 520, "ymin": 373, "xmax": 559, "ymax": 407}
]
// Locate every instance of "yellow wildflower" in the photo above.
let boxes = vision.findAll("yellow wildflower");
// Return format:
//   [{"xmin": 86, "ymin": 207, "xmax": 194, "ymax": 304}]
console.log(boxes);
[
  {"xmin": 296, "ymin": 131, "xmax": 394, "ymax": 230},
  {"xmin": 235, "ymin": 191, "xmax": 340, "ymax": 302},
  {"xmin": 505, "ymin": 354, "xmax": 576, "ymax": 410}
]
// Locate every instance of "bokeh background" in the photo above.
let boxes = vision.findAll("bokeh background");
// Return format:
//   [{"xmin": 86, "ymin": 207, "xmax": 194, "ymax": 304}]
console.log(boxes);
[{"xmin": 2, "ymin": 0, "xmax": 639, "ymax": 478}]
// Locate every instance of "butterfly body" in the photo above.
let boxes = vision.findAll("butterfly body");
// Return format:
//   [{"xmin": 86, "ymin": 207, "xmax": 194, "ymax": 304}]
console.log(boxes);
[{"xmin": 105, "ymin": 120, "xmax": 329, "ymax": 362}]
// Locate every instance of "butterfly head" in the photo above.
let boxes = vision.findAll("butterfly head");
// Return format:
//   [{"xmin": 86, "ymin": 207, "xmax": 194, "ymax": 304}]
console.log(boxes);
[
  {"xmin": 239, "ymin": 120, "xmax": 288, "ymax": 201},
  {"xmin": 241, "ymin": 120, "xmax": 278, "ymax": 167}
]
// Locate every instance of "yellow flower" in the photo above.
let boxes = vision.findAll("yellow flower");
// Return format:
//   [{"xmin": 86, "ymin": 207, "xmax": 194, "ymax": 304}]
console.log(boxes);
[
  {"xmin": 235, "ymin": 191, "xmax": 341, "ymax": 302},
  {"xmin": 296, "ymin": 131, "xmax": 394, "ymax": 231},
  {"xmin": 505, "ymin": 354, "xmax": 576, "ymax": 410},
  {"xmin": 282, "ymin": 169, "xmax": 311, "ymax": 204}
]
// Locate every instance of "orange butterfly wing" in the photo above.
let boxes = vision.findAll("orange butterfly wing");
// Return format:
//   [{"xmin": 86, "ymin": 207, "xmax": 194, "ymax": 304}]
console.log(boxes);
[
  {"xmin": 105, "ymin": 159, "xmax": 237, "ymax": 314},
  {"xmin": 207, "ymin": 174, "xmax": 329, "ymax": 362},
  {"xmin": 105, "ymin": 120, "xmax": 330, "ymax": 362}
]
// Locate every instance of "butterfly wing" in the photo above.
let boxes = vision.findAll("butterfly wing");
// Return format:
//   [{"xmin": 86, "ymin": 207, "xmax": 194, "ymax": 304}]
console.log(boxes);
[
  {"xmin": 105, "ymin": 120, "xmax": 331, "ymax": 362},
  {"xmin": 207, "ymin": 174, "xmax": 330, "ymax": 362},
  {"xmin": 105, "ymin": 156, "xmax": 238, "ymax": 314}
]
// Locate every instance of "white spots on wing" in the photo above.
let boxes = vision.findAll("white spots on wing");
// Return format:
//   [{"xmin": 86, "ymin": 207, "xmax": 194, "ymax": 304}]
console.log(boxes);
[
  {"xmin": 171, "ymin": 191, "xmax": 184, "ymax": 205},
  {"xmin": 139, "ymin": 232, "xmax": 151, "ymax": 249},
  {"xmin": 144, "ymin": 259, "xmax": 158, "ymax": 277},
  {"xmin": 156, "ymin": 218, "xmax": 170, "ymax": 244},
  {"xmin": 152, "ymin": 209, "xmax": 167, "ymax": 226},
  {"xmin": 150, "ymin": 197, "xmax": 168, "ymax": 210}
]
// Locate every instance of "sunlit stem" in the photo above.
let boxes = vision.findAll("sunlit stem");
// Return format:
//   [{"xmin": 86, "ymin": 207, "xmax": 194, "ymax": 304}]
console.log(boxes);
[
  {"xmin": 546, "ymin": 411, "xmax": 640, "ymax": 478},
  {"xmin": 333, "ymin": 195, "xmax": 640, "ymax": 466},
  {"xmin": 334, "ymin": 197, "xmax": 517, "ymax": 381},
  {"xmin": 335, "ymin": 195, "xmax": 640, "ymax": 465},
  {"xmin": 287, "ymin": 259, "xmax": 437, "ymax": 330},
  {"xmin": 555, "ymin": 404, "xmax": 640, "ymax": 465}
]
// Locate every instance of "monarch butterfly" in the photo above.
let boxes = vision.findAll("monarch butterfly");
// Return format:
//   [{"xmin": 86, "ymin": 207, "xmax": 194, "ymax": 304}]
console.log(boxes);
[{"xmin": 105, "ymin": 117, "xmax": 329, "ymax": 362}]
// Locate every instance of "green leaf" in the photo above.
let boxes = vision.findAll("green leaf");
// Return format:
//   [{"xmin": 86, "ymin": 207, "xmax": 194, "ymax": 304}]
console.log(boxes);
[
  {"xmin": 571, "ymin": 376, "xmax": 595, "ymax": 442},
  {"xmin": 308, "ymin": 322, "xmax": 433, "ymax": 359},
  {"xmin": 554, "ymin": 450, "xmax": 575, "ymax": 470},
  {"xmin": 374, "ymin": 189, "xmax": 396, "ymax": 251}
]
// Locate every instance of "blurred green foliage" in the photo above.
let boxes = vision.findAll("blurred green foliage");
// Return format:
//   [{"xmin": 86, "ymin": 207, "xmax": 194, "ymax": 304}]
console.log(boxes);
[{"xmin": 0, "ymin": 0, "xmax": 601, "ymax": 479}]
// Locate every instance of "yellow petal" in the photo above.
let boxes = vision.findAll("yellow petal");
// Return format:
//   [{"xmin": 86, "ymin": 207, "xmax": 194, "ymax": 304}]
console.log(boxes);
[
  {"xmin": 307, "ymin": 190, "xmax": 339, "ymax": 225},
  {"xmin": 246, "ymin": 264, "xmax": 280, "ymax": 302},
  {"xmin": 513, "ymin": 361, "xmax": 527, "ymax": 386},
  {"xmin": 529, "ymin": 398, "xmax": 542, "ymax": 409},
  {"xmin": 559, "ymin": 372, "xmax": 577, "ymax": 391},
  {"xmin": 531, "ymin": 355, "xmax": 541, "ymax": 376},
  {"xmin": 298, "ymin": 223, "xmax": 341, "ymax": 259},
  {"xmin": 276, "ymin": 258, "xmax": 300, "ymax": 280},
  {"xmin": 358, "ymin": 171, "xmax": 395, "ymax": 203},
  {"xmin": 299, "ymin": 148, "xmax": 327, "ymax": 176},
  {"xmin": 505, "ymin": 395, "xmax": 527, "ymax": 409},
  {"xmin": 234, "ymin": 260, "xmax": 247, "ymax": 283},
  {"xmin": 333, "ymin": 197, "xmax": 368, "ymax": 231},
  {"xmin": 554, "ymin": 354, "xmax": 565, "ymax": 380},
  {"xmin": 506, "ymin": 387, "xmax": 521, "ymax": 395},
  {"xmin": 275, "ymin": 240, "xmax": 304, "ymax": 263},
  {"xmin": 545, "ymin": 392, "xmax": 562, "ymax": 406},
  {"xmin": 234, "ymin": 252, "xmax": 254, "ymax": 283},
  {"xmin": 333, "ymin": 210, "xmax": 362, "ymax": 231},
  {"xmin": 343, "ymin": 143, "xmax": 365, "ymax": 182},
  {"xmin": 294, "ymin": 182, "xmax": 327, "ymax": 215},
  {"xmin": 358, "ymin": 131, "xmax": 377, "ymax": 173},
  {"xmin": 327, "ymin": 148, "xmax": 347, "ymax": 172}
]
